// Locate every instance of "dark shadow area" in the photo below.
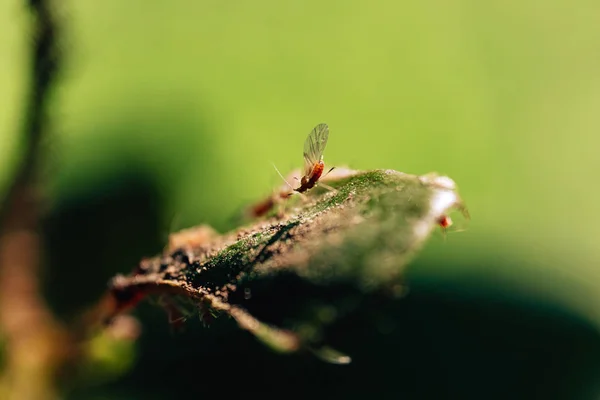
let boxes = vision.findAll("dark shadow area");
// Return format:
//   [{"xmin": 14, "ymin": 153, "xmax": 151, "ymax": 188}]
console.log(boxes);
[
  {"xmin": 69, "ymin": 258, "xmax": 600, "ymax": 400},
  {"xmin": 41, "ymin": 169, "xmax": 165, "ymax": 319},
  {"xmin": 39, "ymin": 107, "xmax": 218, "ymax": 320}
]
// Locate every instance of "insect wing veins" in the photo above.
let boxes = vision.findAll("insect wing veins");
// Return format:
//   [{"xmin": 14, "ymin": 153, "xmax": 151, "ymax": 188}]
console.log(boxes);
[{"xmin": 303, "ymin": 123, "xmax": 329, "ymax": 175}]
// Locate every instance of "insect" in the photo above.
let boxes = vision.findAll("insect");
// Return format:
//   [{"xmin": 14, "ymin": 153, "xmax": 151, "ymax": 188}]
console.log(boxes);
[
  {"xmin": 274, "ymin": 123, "xmax": 334, "ymax": 195},
  {"xmin": 437, "ymin": 207, "xmax": 470, "ymax": 238},
  {"xmin": 295, "ymin": 123, "xmax": 333, "ymax": 193},
  {"xmin": 438, "ymin": 215, "xmax": 453, "ymax": 230},
  {"xmin": 246, "ymin": 124, "xmax": 354, "ymax": 220}
]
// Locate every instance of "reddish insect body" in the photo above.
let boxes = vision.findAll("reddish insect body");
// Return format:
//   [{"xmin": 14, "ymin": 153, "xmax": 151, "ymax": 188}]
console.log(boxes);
[
  {"xmin": 295, "ymin": 160, "xmax": 325, "ymax": 193},
  {"xmin": 438, "ymin": 215, "xmax": 452, "ymax": 229},
  {"xmin": 250, "ymin": 196, "xmax": 277, "ymax": 217},
  {"xmin": 294, "ymin": 123, "xmax": 330, "ymax": 193}
]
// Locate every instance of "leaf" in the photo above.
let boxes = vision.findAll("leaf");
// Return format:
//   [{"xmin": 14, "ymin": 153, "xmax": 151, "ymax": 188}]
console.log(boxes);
[{"xmin": 107, "ymin": 169, "xmax": 468, "ymax": 362}]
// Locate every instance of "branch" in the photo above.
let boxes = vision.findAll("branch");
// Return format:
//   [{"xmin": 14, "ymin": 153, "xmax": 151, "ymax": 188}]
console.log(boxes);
[{"xmin": 0, "ymin": 1, "xmax": 67, "ymax": 399}]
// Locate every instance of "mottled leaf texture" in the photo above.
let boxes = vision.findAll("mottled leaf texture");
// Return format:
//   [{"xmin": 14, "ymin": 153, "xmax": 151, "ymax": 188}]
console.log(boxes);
[{"xmin": 109, "ymin": 169, "xmax": 467, "ymax": 363}]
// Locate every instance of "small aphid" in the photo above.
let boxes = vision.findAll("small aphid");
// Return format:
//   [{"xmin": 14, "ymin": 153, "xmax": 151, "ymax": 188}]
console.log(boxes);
[
  {"xmin": 249, "ymin": 196, "xmax": 277, "ymax": 218},
  {"xmin": 438, "ymin": 215, "xmax": 453, "ymax": 229},
  {"xmin": 294, "ymin": 123, "xmax": 332, "ymax": 193},
  {"xmin": 437, "ymin": 210, "xmax": 472, "ymax": 237},
  {"xmin": 437, "ymin": 215, "xmax": 453, "ymax": 240},
  {"xmin": 247, "ymin": 187, "xmax": 292, "ymax": 219}
]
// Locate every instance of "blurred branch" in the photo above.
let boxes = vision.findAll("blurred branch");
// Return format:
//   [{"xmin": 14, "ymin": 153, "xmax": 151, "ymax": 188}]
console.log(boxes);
[{"xmin": 0, "ymin": 1, "xmax": 68, "ymax": 399}]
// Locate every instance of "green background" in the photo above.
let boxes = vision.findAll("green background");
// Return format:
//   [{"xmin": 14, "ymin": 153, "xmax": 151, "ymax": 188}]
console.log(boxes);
[{"xmin": 1, "ymin": 0, "xmax": 600, "ymax": 398}]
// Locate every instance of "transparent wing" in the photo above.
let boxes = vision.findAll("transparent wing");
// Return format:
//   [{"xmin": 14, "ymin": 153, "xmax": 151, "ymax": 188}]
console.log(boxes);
[{"xmin": 302, "ymin": 123, "xmax": 329, "ymax": 175}]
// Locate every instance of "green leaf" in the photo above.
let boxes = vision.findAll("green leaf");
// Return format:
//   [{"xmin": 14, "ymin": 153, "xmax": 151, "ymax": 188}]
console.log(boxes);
[{"xmin": 109, "ymin": 169, "xmax": 467, "ymax": 362}]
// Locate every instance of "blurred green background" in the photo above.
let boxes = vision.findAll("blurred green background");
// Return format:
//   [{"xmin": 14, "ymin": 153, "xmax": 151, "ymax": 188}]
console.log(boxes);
[{"xmin": 2, "ymin": 0, "xmax": 600, "ymax": 398}]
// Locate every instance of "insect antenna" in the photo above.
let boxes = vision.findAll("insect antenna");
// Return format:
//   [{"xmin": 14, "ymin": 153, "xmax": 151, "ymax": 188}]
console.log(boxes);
[{"xmin": 271, "ymin": 162, "xmax": 295, "ymax": 192}]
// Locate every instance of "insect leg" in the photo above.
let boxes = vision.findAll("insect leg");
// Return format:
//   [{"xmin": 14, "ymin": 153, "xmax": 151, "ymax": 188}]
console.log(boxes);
[
  {"xmin": 322, "ymin": 166, "xmax": 336, "ymax": 179},
  {"xmin": 318, "ymin": 182, "xmax": 338, "ymax": 194}
]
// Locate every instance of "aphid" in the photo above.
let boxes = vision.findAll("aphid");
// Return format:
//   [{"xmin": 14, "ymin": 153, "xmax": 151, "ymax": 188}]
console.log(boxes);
[
  {"xmin": 437, "ymin": 207, "xmax": 470, "ymax": 237},
  {"xmin": 294, "ymin": 123, "xmax": 333, "ymax": 193},
  {"xmin": 242, "ymin": 179, "xmax": 294, "ymax": 220},
  {"xmin": 248, "ymin": 195, "xmax": 278, "ymax": 218},
  {"xmin": 438, "ymin": 215, "xmax": 453, "ymax": 229},
  {"xmin": 436, "ymin": 214, "xmax": 453, "ymax": 241}
]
